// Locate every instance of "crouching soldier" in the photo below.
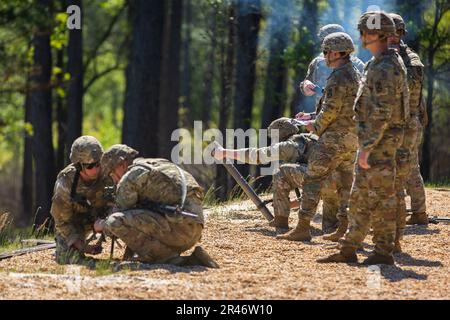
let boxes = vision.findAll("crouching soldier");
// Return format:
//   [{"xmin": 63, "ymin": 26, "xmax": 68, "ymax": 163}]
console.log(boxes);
[
  {"xmin": 212, "ymin": 117, "xmax": 318, "ymax": 230},
  {"xmin": 93, "ymin": 144, "xmax": 219, "ymax": 268},
  {"xmin": 51, "ymin": 136, "xmax": 113, "ymax": 267}
]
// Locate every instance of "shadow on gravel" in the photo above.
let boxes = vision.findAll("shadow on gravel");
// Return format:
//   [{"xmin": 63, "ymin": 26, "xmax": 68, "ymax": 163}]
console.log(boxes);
[
  {"xmin": 244, "ymin": 227, "xmax": 322, "ymax": 246},
  {"xmin": 404, "ymin": 226, "xmax": 440, "ymax": 236},
  {"xmin": 378, "ymin": 265, "xmax": 428, "ymax": 282},
  {"xmin": 394, "ymin": 252, "xmax": 443, "ymax": 268},
  {"xmin": 112, "ymin": 261, "xmax": 208, "ymax": 274}
]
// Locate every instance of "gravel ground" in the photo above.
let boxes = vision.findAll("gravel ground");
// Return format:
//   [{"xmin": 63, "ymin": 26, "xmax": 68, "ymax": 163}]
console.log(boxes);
[{"xmin": 0, "ymin": 188, "xmax": 449, "ymax": 300}]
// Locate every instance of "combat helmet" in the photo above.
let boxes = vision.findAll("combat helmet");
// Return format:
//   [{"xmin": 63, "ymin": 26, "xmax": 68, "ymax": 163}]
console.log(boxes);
[
  {"xmin": 101, "ymin": 144, "xmax": 139, "ymax": 176},
  {"xmin": 389, "ymin": 13, "xmax": 407, "ymax": 35},
  {"xmin": 357, "ymin": 11, "xmax": 396, "ymax": 39},
  {"xmin": 317, "ymin": 24, "xmax": 345, "ymax": 43},
  {"xmin": 268, "ymin": 117, "xmax": 299, "ymax": 141},
  {"xmin": 69, "ymin": 136, "xmax": 104, "ymax": 165},
  {"xmin": 322, "ymin": 32, "xmax": 355, "ymax": 54}
]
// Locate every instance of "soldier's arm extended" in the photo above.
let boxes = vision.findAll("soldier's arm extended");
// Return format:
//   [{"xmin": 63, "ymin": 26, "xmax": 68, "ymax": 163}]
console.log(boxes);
[
  {"xmin": 359, "ymin": 65, "xmax": 396, "ymax": 151},
  {"xmin": 312, "ymin": 82, "xmax": 344, "ymax": 136},
  {"xmin": 50, "ymin": 180, "xmax": 86, "ymax": 248},
  {"xmin": 216, "ymin": 140, "xmax": 300, "ymax": 165}
]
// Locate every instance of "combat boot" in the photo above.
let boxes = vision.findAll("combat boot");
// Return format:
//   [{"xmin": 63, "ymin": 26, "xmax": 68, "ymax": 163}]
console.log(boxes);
[
  {"xmin": 268, "ymin": 216, "xmax": 289, "ymax": 229},
  {"xmin": 323, "ymin": 217, "xmax": 348, "ymax": 242},
  {"xmin": 406, "ymin": 212, "xmax": 429, "ymax": 225},
  {"xmin": 317, "ymin": 247, "xmax": 357, "ymax": 263},
  {"xmin": 276, "ymin": 219, "xmax": 311, "ymax": 241},
  {"xmin": 183, "ymin": 246, "xmax": 220, "ymax": 268},
  {"xmin": 362, "ymin": 252, "xmax": 394, "ymax": 265}
]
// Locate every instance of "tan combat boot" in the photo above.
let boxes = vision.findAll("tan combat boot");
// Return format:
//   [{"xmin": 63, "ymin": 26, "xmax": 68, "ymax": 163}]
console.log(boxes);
[
  {"xmin": 187, "ymin": 246, "xmax": 220, "ymax": 268},
  {"xmin": 276, "ymin": 219, "xmax": 311, "ymax": 241},
  {"xmin": 268, "ymin": 216, "xmax": 289, "ymax": 229},
  {"xmin": 362, "ymin": 252, "xmax": 394, "ymax": 265},
  {"xmin": 323, "ymin": 217, "xmax": 348, "ymax": 242},
  {"xmin": 406, "ymin": 212, "xmax": 429, "ymax": 225},
  {"xmin": 317, "ymin": 246, "xmax": 358, "ymax": 263}
]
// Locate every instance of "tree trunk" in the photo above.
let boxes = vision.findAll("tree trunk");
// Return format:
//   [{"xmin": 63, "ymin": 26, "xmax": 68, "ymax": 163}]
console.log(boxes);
[
  {"xmin": 56, "ymin": 49, "xmax": 67, "ymax": 172},
  {"xmin": 233, "ymin": 0, "xmax": 262, "ymax": 180},
  {"xmin": 20, "ymin": 89, "xmax": 33, "ymax": 227},
  {"xmin": 122, "ymin": 0, "xmax": 165, "ymax": 157},
  {"xmin": 215, "ymin": 4, "xmax": 236, "ymax": 201},
  {"xmin": 180, "ymin": 0, "xmax": 192, "ymax": 128},
  {"xmin": 421, "ymin": 61, "xmax": 434, "ymax": 181},
  {"xmin": 159, "ymin": 0, "xmax": 183, "ymax": 160},
  {"xmin": 289, "ymin": 0, "xmax": 318, "ymax": 115},
  {"xmin": 29, "ymin": 0, "xmax": 55, "ymax": 227},
  {"xmin": 66, "ymin": 0, "xmax": 83, "ymax": 151},
  {"xmin": 201, "ymin": 4, "xmax": 218, "ymax": 129}
]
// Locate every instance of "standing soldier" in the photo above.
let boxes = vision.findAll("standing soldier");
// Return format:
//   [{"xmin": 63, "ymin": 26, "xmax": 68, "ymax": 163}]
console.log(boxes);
[
  {"xmin": 94, "ymin": 145, "xmax": 218, "ymax": 268},
  {"xmin": 388, "ymin": 13, "xmax": 428, "ymax": 228},
  {"xmin": 388, "ymin": 13, "xmax": 428, "ymax": 253},
  {"xmin": 213, "ymin": 118, "xmax": 318, "ymax": 230},
  {"xmin": 50, "ymin": 136, "xmax": 112, "ymax": 266},
  {"xmin": 277, "ymin": 32, "xmax": 360, "ymax": 242},
  {"xmin": 298, "ymin": 24, "xmax": 365, "ymax": 232},
  {"xmin": 318, "ymin": 12, "xmax": 409, "ymax": 265}
]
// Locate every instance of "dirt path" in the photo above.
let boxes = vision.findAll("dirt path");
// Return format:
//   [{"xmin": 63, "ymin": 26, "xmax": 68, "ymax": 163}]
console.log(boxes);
[{"xmin": 0, "ymin": 188, "xmax": 449, "ymax": 299}]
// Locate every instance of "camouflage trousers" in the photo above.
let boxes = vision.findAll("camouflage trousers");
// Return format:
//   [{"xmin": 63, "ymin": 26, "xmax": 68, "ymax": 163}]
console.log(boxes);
[
  {"xmin": 104, "ymin": 209, "xmax": 203, "ymax": 263},
  {"xmin": 405, "ymin": 122, "xmax": 426, "ymax": 215},
  {"xmin": 55, "ymin": 235, "xmax": 96, "ymax": 268},
  {"xmin": 298, "ymin": 132, "xmax": 357, "ymax": 223},
  {"xmin": 341, "ymin": 130, "xmax": 403, "ymax": 257},
  {"xmin": 395, "ymin": 117, "xmax": 420, "ymax": 238}
]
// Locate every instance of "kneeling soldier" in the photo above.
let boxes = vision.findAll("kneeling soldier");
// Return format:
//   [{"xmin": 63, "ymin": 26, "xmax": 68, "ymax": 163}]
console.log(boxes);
[
  {"xmin": 51, "ymin": 136, "xmax": 112, "ymax": 267},
  {"xmin": 94, "ymin": 144, "xmax": 218, "ymax": 268}
]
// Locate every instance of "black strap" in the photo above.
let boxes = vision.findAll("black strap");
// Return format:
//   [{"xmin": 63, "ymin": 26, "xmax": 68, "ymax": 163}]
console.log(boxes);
[{"xmin": 70, "ymin": 163, "xmax": 82, "ymax": 202}]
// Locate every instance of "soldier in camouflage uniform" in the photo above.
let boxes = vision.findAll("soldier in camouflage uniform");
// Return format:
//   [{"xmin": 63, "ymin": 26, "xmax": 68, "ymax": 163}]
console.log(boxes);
[
  {"xmin": 94, "ymin": 145, "xmax": 218, "ymax": 268},
  {"xmin": 318, "ymin": 12, "xmax": 409, "ymax": 265},
  {"xmin": 388, "ymin": 13, "xmax": 428, "ymax": 229},
  {"xmin": 278, "ymin": 32, "xmax": 360, "ymax": 243},
  {"xmin": 213, "ymin": 117, "xmax": 318, "ymax": 230},
  {"xmin": 387, "ymin": 13, "xmax": 428, "ymax": 253},
  {"xmin": 51, "ymin": 136, "xmax": 112, "ymax": 267},
  {"xmin": 298, "ymin": 24, "xmax": 365, "ymax": 231}
]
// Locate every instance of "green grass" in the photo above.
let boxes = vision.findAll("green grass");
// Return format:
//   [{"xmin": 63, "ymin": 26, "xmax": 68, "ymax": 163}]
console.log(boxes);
[{"xmin": 425, "ymin": 180, "xmax": 450, "ymax": 189}]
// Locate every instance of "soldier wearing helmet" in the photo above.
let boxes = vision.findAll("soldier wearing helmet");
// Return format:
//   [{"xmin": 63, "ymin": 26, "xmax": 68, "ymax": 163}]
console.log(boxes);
[
  {"xmin": 213, "ymin": 117, "xmax": 319, "ymax": 230},
  {"xmin": 50, "ymin": 136, "xmax": 113, "ymax": 266},
  {"xmin": 93, "ymin": 144, "xmax": 218, "ymax": 268},
  {"xmin": 297, "ymin": 24, "xmax": 364, "ymax": 232},
  {"xmin": 318, "ymin": 11, "xmax": 409, "ymax": 265},
  {"xmin": 387, "ymin": 13, "xmax": 428, "ymax": 231},
  {"xmin": 278, "ymin": 32, "xmax": 360, "ymax": 244}
]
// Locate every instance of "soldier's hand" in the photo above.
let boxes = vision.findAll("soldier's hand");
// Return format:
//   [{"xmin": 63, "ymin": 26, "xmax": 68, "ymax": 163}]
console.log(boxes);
[
  {"xmin": 358, "ymin": 150, "xmax": 371, "ymax": 169},
  {"xmin": 212, "ymin": 142, "xmax": 225, "ymax": 161},
  {"xmin": 94, "ymin": 218, "xmax": 105, "ymax": 233},
  {"xmin": 302, "ymin": 80, "xmax": 317, "ymax": 96},
  {"xmin": 85, "ymin": 244, "xmax": 102, "ymax": 255},
  {"xmin": 302, "ymin": 120, "xmax": 315, "ymax": 133},
  {"xmin": 295, "ymin": 112, "xmax": 312, "ymax": 121}
]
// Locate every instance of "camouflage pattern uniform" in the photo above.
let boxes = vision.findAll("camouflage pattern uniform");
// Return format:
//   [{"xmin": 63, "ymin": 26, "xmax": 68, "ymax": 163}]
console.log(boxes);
[
  {"xmin": 299, "ymin": 25, "xmax": 364, "ymax": 229},
  {"xmin": 102, "ymin": 154, "xmax": 205, "ymax": 264},
  {"xmin": 50, "ymin": 136, "xmax": 111, "ymax": 266},
  {"xmin": 389, "ymin": 13, "xmax": 427, "ymax": 226},
  {"xmin": 280, "ymin": 33, "xmax": 359, "ymax": 243},
  {"xmin": 234, "ymin": 118, "xmax": 318, "ymax": 227},
  {"xmin": 336, "ymin": 13, "xmax": 409, "ymax": 264},
  {"xmin": 392, "ymin": 24, "xmax": 427, "ymax": 248}
]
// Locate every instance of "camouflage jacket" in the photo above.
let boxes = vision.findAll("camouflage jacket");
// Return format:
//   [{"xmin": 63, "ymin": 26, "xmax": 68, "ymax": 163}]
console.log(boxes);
[
  {"xmin": 312, "ymin": 61, "xmax": 360, "ymax": 140},
  {"xmin": 233, "ymin": 133, "xmax": 318, "ymax": 165},
  {"xmin": 354, "ymin": 49, "xmax": 409, "ymax": 151},
  {"xmin": 399, "ymin": 43, "xmax": 425, "ymax": 121},
  {"xmin": 115, "ymin": 158, "xmax": 205, "ymax": 225},
  {"xmin": 300, "ymin": 53, "xmax": 365, "ymax": 106},
  {"xmin": 50, "ymin": 164, "xmax": 113, "ymax": 247}
]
